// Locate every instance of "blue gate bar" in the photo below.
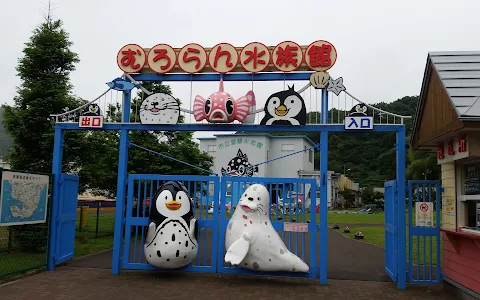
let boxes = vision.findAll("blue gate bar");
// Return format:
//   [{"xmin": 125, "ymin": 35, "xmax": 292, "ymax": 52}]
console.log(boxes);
[
  {"xmin": 396, "ymin": 126, "xmax": 407, "ymax": 289},
  {"xmin": 56, "ymin": 123, "xmax": 404, "ymax": 132},
  {"xmin": 130, "ymin": 72, "xmax": 312, "ymax": 82},
  {"xmin": 407, "ymin": 180, "xmax": 442, "ymax": 284}
]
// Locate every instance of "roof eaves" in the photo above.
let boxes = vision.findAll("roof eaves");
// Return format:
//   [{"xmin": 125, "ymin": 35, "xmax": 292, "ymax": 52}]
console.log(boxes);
[{"xmin": 410, "ymin": 54, "xmax": 433, "ymax": 146}]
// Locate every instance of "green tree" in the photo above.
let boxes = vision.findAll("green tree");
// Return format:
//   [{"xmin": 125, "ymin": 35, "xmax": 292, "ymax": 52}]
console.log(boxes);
[
  {"xmin": 79, "ymin": 82, "xmax": 214, "ymax": 197},
  {"xmin": 406, "ymin": 147, "xmax": 440, "ymax": 180},
  {"xmin": 2, "ymin": 17, "xmax": 87, "ymax": 174}
]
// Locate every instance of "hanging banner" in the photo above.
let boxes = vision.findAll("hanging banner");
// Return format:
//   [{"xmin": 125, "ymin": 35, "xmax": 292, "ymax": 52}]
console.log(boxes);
[{"xmin": 117, "ymin": 40, "xmax": 337, "ymax": 74}]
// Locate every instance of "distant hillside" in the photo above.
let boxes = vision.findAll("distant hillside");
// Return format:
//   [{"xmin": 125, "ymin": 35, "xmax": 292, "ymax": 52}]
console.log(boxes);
[
  {"xmin": 237, "ymin": 95, "xmax": 420, "ymax": 187},
  {"xmin": 0, "ymin": 107, "xmax": 13, "ymax": 157}
]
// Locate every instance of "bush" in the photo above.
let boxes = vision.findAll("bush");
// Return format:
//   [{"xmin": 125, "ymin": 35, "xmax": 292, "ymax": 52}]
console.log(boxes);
[{"xmin": 10, "ymin": 224, "xmax": 48, "ymax": 253}]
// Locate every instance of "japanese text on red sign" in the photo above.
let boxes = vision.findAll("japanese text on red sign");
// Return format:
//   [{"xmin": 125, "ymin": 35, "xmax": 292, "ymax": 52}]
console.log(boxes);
[{"xmin": 117, "ymin": 40, "xmax": 337, "ymax": 74}]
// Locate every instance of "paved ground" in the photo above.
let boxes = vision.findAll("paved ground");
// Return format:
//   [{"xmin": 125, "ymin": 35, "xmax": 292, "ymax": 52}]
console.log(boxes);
[
  {"xmin": 0, "ymin": 267, "xmax": 453, "ymax": 300},
  {"xmin": 69, "ymin": 228, "xmax": 390, "ymax": 281}
]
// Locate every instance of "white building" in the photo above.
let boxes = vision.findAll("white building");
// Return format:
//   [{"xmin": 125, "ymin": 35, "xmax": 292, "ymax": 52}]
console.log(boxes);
[
  {"xmin": 0, "ymin": 157, "xmax": 10, "ymax": 169},
  {"xmin": 198, "ymin": 133, "xmax": 315, "ymax": 178},
  {"xmin": 198, "ymin": 133, "xmax": 341, "ymax": 209}
]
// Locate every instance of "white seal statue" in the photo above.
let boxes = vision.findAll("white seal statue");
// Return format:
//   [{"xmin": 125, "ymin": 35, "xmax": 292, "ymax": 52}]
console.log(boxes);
[{"xmin": 224, "ymin": 184, "xmax": 309, "ymax": 272}]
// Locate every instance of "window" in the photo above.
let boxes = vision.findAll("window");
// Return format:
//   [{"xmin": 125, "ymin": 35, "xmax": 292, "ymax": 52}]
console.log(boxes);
[
  {"xmin": 281, "ymin": 144, "xmax": 294, "ymax": 152},
  {"xmin": 458, "ymin": 161, "xmax": 480, "ymax": 232},
  {"xmin": 309, "ymin": 149, "xmax": 313, "ymax": 163},
  {"xmin": 207, "ymin": 145, "xmax": 216, "ymax": 154}
]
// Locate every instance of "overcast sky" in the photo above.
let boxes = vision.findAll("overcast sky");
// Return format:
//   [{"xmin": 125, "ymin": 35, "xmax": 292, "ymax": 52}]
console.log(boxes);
[{"xmin": 3, "ymin": 0, "xmax": 480, "ymax": 140}]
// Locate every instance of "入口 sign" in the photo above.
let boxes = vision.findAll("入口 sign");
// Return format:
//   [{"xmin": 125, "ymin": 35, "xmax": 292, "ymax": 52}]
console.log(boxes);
[
  {"xmin": 117, "ymin": 40, "xmax": 337, "ymax": 74},
  {"xmin": 344, "ymin": 117, "xmax": 373, "ymax": 130},
  {"xmin": 415, "ymin": 202, "xmax": 433, "ymax": 227}
]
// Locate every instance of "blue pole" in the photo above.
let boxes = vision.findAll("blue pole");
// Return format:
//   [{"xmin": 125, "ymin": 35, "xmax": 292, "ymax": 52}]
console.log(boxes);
[
  {"xmin": 48, "ymin": 126, "xmax": 64, "ymax": 271},
  {"xmin": 396, "ymin": 126, "xmax": 407, "ymax": 289},
  {"xmin": 319, "ymin": 88, "xmax": 328, "ymax": 284},
  {"xmin": 111, "ymin": 90, "xmax": 132, "ymax": 275}
]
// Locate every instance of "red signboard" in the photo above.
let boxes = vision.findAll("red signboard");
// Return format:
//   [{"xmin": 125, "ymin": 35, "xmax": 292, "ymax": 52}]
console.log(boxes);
[
  {"xmin": 79, "ymin": 116, "xmax": 104, "ymax": 128},
  {"xmin": 116, "ymin": 41, "xmax": 337, "ymax": 74}
]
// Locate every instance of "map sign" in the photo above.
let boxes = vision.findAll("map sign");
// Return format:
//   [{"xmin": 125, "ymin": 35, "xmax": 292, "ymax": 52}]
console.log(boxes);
[{"xmin": 0, "ymin": 171, "xmax": 49, "ymax": 226}]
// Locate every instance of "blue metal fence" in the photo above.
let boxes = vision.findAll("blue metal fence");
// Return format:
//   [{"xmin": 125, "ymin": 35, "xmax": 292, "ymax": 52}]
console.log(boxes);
[
  {"xmin": 407, "ymin": 180, "xmax": 442, "ymax": 284},
  {"xmin": 217, "ymin": 176, "xmax": 320, "ymax": 279},
  {"xmin": 117, "ymin": 174, "xmax": 326, "ymax": 282},
  {"xmin": 121, "ymin": 174, "xmax": 219, "ymax": 273}
]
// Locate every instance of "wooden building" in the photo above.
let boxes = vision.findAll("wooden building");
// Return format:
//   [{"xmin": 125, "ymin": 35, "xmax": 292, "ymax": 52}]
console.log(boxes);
[{"xmin": 411, "ymin": 51, "xmax": 480, "ymax": 299}]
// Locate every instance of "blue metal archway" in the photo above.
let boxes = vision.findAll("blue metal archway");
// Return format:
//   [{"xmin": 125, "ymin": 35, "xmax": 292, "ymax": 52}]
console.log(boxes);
[{"xmin": 48, "ymin": 71, "xmax": 408, "ymax": 289}]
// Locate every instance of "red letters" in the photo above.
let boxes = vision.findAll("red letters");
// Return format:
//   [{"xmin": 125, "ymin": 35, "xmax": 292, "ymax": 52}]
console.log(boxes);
[
  {"xmin": 458, "ymin": 135, "xmax": 468, "ymax": 152},
  {"xmin": 275, "ymin": 45, "xmax": 299, "ymax": 68},
  {"xmin": 117, "ymin": 44, "xmax": 146, "ymax": 73},
  {"xmin": 437, "ymin": 143, "xmax": 445, "ymax": 160},
  {"xmin": 213, "ymin": 45, "xmax": 233, "ymax": 68},
  {"xmin": 208, "ymin": 43, "xmax": 238, "ymax": 73},
  {"xmin": 272, "ymin": 41, "xmax": 303, "ymax": 72},
  {"xmin": 447, "ymin": 140, "xmax": 455, "ymax": 155},
  {"xmin": 305, "ymin": 40, "xmax": 337, "ymax": 72},
  {"xmin": 240, "ymin": 42, "xmax": 270, "ymax": 73},
  {"xmin": 183, "ymin": 48, "xmax": 201, "ymax": 69},
  {"xmin": 308, "ymin": 44, "xmax": 332, "ymax": 68},
  {"xmin": 178, "ymin": 44, "xmax": 207, "ymax": 74}
]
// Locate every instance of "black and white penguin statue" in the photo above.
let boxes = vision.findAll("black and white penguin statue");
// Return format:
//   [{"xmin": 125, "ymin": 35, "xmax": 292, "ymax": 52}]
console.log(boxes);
[
  {"xmin": 144, "ymin": 181, "xmax": 198, "ymax": 269},
  {"xmin": 260, "ymin": 85, "xmax": 306, "ymax": 126}
]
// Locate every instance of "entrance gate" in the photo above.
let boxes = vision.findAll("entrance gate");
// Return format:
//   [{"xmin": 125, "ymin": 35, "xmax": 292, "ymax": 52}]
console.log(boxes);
[
  {"xmin": 118, "ymin": 174, "xmax": 324, "ymax": 281},
  {"xmin": 47, "ymin": 40, "xmax": 416, "ymax": 289},
  {"xmin": 407, "ymin": 180, "xmax": 442, "ymax": 284}
]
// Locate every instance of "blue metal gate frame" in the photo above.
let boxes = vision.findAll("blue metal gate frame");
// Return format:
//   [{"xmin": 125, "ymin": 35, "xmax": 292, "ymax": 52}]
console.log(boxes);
[
  {"xmin": 384, "ymin": 180, "xmax": 398, "ymax": 281},
  {"xmin": 47, "ymin": 173, "xmax": 80, "ymax": 269},
  {"xmin": 217, "ymin": 176, "xmax": 323, "ymax": 281},
  {"xmin": 407, "ymin": 180, "xmax": 442, "ymax": 284},
  {"xmin": 49, "ymin": 71, "xmax": 408, "ymax": 289},
  {"xmin": 119, "ymin": 174, "xmax": 220, "ymax": 273}
]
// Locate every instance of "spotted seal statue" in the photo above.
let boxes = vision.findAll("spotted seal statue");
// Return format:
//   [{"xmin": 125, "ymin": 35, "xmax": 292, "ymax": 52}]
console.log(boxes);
[{"xmin": 224, "ymin": 183, "xmax": 309, "ymax": 272}]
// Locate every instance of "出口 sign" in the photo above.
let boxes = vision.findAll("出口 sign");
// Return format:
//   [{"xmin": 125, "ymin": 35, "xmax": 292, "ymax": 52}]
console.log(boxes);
[{"xmin": 117, "ymin": 41, "xmax": 337, "ymax": 74}]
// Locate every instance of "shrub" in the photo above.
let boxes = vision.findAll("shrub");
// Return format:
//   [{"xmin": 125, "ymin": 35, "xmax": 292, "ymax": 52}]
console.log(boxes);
[{"xmin": 10, "ymin": 223, "xmax": 48, "ymax": 253}]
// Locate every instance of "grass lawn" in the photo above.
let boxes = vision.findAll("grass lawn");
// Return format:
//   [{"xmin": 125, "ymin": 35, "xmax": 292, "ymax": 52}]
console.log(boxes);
[
  {"xmin": 339, "ymin": 226, "xmax": 442, "ymax": 266},
  {"xmin": 76, "ymin": 210, "xmax": 115, "ymax": 238}
]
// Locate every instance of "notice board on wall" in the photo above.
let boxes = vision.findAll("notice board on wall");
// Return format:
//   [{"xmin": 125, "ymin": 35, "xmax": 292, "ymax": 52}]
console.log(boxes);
[{"xmin": 464, "ymin": 162, "xmax": 480, "ymax": 195}]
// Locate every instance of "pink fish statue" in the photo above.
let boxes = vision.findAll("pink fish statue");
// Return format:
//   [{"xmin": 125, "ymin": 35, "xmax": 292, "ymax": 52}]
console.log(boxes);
[{"xmin": 193, "ymin": 79, "xmax": 254, "ymax": 123}]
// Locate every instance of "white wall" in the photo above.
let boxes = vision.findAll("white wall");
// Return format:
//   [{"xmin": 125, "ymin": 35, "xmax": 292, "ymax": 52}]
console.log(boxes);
[{"xmin": 199, "ymin": 134, "xmax": 315, "ymax": 178}]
